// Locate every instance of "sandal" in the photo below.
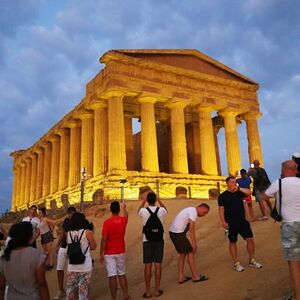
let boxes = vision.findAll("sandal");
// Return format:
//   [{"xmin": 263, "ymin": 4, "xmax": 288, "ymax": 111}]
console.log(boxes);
[
  {"xmin": 193, "ymin": 275, "xmax": 209, "ymax": 282},
  {"xmin": 178, "ymin": 277, "xmax": 191, "ymax": 284},
  {"xmin": 155, "ymin": 290, "xmax": 163, "ymax": 297},
  {"xmin": 142, "ymin": 292, "xmax": 152, "ymax": 299}
]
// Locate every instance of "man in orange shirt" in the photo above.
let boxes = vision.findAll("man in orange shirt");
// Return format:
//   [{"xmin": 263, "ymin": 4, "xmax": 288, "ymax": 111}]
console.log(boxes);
[{"xmin": 100, "ymin": 201, "xmax": 131, "ymax": 300}]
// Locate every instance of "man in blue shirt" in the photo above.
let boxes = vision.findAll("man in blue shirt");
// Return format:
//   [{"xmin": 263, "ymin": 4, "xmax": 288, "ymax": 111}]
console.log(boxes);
[{"xmin": 237, "ymin": 169, "xmax": 254, "ymax": 221}]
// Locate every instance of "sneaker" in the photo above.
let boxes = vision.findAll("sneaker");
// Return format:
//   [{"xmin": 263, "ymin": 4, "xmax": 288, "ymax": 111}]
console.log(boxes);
[
  {"xmin": 258, "ymin": 216, "xmax": 268, "ymax": 221},
  {"xmin": 249, "ymin": 259, "xmax": 262, "ymax": 269},
  {"xmin": 54, "ymin": 290, "xmax": 66, "ymax": 299},
  {"xmin": 234, "ymin": 262, "xmax": 244, "ymax": 272}
]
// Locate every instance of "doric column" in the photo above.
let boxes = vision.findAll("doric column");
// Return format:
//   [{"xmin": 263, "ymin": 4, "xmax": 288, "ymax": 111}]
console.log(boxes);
[
  {"xmin": 169, "ymin": 102, "xmax": 189, "ymax": 173},
  {"xmin": 243, "ymin": 112, "xmax": 264, "ymax": 166},
  {"xmin": 57, "ymin": 128, "xmax": 70, "ymax": 190},
  {"xmin": 24, "ymin": 157, "xmax": 32, "ymax": 206},
  {"xmin": 78, "ymin": 112, "xmax": 94, "ymax": 176},
  {"xmin": 35, "ymin": 148, "xmax": 44, "ymax": 199},
  {"xmin": 29, "ymin": 153, "xmax": 37, "ymax": 202},
  {"xmin": 213, "ymin": 125, "xmax": 222, "ymax": 175},
  {"xmin": 42, "ymin": 143, "xmax": 52, "ymax": 197},
  {"xmin": 197, "ymin": 106, "xmax": 218, "ymax": 175},
  {"xmin": 19, "ymin": 161, "xmax": 26, "ymax": 208},
  {"xmin": 107, "ymin": 91, "xmax": 127, "ymax": 171},
  {"xmin": 124, "ymin": 115, "xmax": 134, "ymax": 171},
  {"xmin": 89, "ymin": 102, "xmax": 108, "ymax": 176},
  {"xmin": 11, "ymin": 166, "xmax": 20, "ymax": 211},
  {"xmin": 219, "ymin": 110, "xmax": 241, "ymax": 176},
  {"xmin": 138, "ymin": 96, "xmax": 159, "ymax": 172},
  {"xmin": 68, "ymin": 120, "xmax": 81, "ymax": 186},
  {"xmin": 49, "ymin": 135, "xmax": 60, "ymax": 194}
]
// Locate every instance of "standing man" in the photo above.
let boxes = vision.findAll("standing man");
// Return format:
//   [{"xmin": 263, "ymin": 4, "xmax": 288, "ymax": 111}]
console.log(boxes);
[
  {"xmin": 54, "ymin": 206, "xmax": 76, "ymax": 300},
  {"xmin": 219, "ymin": 176, "xmax": 262, "ymax": 272},
  {"xmin": 248, "ymin": 160, "xmax": 271, "ymax": 220},
  {"xmin": 22, "ymin": 205, "xmax": 40, "ymax": 248},
  {"xmin": 237, "ymin": 169, "xmax": 255, "ymax": 221},
  {"xmin": 169, "ymin": 204, "xmax": 210, "ymax": 284},
  {"xmin": 100, "ymin": 201, "xmax": 131, "ymax": 300},
  {"xmin": 263, "ymin": 160, "xmax": 300, "ymax": 300},
  {"xmin": 138, "ymin": 192, "xmax": 167, "ymax": 298}
]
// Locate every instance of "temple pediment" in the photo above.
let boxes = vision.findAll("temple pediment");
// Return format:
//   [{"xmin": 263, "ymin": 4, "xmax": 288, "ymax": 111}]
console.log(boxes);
[{"xmin": 102, "ymin": 49, "xmax": 257, "ymax": 86}]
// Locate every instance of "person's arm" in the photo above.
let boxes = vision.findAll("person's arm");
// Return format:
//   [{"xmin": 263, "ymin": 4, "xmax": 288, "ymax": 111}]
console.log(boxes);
[
  {"xmin": 219, "ymin": 206, "xmax": 228, "ymax": 229},
  {"xmin": 243, "ymin": 201, "xmax": 250, "ymax": 221},
  {"xmin": 122, "ymin": 202, "xmax": 128, "ymax": 218},
  {"xmin": 30, "ymin": 227, "xmax": 40, "ymax": 245},
  {"xmin": 45, "ymin": 218, "xmax": 56, "ymax": 231},
  {"xmin": 85, "ymin": 230, "xmax": 97, "ymax": 250},
  {"xmin": 188, "ymin": 220, "xmax": 197, "ymax": 253},
  {"xmin": 99, "ymin": 235, "xmax": 107, "ymax": 265},
  {"xmin": 157, "ymin": 198, "xmax": 167, "ymax": 211},
  {"xmin": 35, "ymin": 262, "xmax": 50, "ymax": 300},
  {"xmin": 137, "ymin": 197, "xmax": 147, "ymax": 213},
  {"xmin": 0, "ymin": 273, "xmax": 6, "ymax": 300},
  {"xmin": 239, "ymin": 187, "xmax": 251, "ymax": 196}
]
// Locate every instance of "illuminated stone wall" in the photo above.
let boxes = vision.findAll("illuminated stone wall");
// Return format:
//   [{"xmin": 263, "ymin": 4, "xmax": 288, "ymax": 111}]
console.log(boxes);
[{"xmin": 10, "ymin": 49, "xmax": 264, "ymax": 211}]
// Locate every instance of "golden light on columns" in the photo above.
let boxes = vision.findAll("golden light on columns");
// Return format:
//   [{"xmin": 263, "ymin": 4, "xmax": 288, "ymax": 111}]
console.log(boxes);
[
  {"xmin": 243, "ymin": 112, "xmax": 264, "ymax": 167},
  {"xmin": 219, "ymin": 109, "xmax": 242, "ymax": 176},
  {"xmin": 167, "ymin": 100, "xmax": 189, "ymax": 174},
  {"xmin": 88, "ymin": 100, "xmax": 108, "ymax": 176},
  {"xmin": 138, "ymin": 95, "xmax": 159, "ymax": 172},
  {"xmin": 197, "ymin": 106, "xmax": 218, "ymax": 175},
  {"xmin": 67, "ymin": 120, "xmax": 81, "ymax": 186},
  {"xmin": 42, "ymin": 142, "xmax": 52, "ymax": 197},
  {"xmin": 24, "ymin": 157, "xmax": 32, "ymax": 206},
  {"xmin": 35, "ymin": 147, "xmax": 44, "ymax": 200},
  {"xmin": 105, "ymin": 90, "xmax": 127, "ymax": 171},
  {"xmin": 49, "ymin": 135, "xmax": 60, "ymax": 194},
  {"xmin": 29, "ymin": 152, "xmax": 38, "ymax": 202},
  {"xmin": 56, "ymin": 128, "xmax": 70, "ymax": 190}
]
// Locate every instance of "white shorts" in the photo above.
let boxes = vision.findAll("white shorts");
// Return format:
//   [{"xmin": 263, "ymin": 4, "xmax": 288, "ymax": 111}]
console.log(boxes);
[
  {"xmin": 56, "ymin": 247, "xmax": 68, "ymax": 271},
  {"xmin": 104, "ymin": 253, "xmax": 126, "ymax": 277}
]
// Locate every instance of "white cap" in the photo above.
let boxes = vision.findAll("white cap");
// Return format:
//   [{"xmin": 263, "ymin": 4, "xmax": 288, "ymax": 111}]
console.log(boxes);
[{"xmin": 292, "ymin": 152, "xmax": 300, "ymax": 158}]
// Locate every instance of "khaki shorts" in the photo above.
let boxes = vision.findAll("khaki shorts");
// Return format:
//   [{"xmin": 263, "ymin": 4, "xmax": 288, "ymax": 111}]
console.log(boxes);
[{"xmin": 281, "ymin": 222, "xmax": 300, "ymax": 261}]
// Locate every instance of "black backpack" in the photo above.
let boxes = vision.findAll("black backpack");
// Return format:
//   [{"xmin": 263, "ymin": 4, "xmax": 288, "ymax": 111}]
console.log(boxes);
[
  {"xmin": 67, "ymin": 230, "xmax": 89, "ymax": 265},
  {"xmin": 143, "ymin": 207, "xmax": 164, "ymax": 242}
]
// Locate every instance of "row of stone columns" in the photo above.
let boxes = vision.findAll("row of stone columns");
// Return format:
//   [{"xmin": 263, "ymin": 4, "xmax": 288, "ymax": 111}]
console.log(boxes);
[{"xmin": 11, "ymin": 91, "xmax": 263, "ymax": 210}]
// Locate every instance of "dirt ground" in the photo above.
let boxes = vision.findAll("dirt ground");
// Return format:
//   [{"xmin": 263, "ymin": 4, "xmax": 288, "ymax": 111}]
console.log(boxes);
[{"xmin": 30, "ymin": 198, "xmax": 292, "ymax": 299}]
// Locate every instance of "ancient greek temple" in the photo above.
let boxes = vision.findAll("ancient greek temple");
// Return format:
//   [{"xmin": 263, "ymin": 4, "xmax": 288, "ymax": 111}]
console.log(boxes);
[{"xmin": 10, "ymin": 49, "xmax": 264, "ymax": 211}]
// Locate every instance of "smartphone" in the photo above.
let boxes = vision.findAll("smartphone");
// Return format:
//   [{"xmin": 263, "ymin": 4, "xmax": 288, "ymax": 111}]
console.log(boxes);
[{"xmin": 250, "ymin": 163, "xmax": 254, "ymax": 168}]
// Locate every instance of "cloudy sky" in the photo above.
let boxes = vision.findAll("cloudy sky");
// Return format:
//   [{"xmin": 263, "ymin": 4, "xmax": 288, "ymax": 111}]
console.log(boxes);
[{"xmin": 1, "ymin": 0, "xmax": 299, "ymax": 212}]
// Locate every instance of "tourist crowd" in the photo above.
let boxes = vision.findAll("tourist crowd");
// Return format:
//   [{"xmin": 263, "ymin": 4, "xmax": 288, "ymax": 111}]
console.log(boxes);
[{"xmin": 0, "ymin": 156, "xmax": 299, "ymax": 300}]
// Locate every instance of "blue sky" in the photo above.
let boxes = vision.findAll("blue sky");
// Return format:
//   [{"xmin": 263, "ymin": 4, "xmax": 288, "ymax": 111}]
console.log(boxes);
[{"xmin": 1, "ymin": 0, "xmax": 299, "ymax": 212}]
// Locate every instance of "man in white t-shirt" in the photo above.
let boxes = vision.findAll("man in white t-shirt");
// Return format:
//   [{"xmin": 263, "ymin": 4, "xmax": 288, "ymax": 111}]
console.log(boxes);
[
  {"xmin": 22, "ymin": 205, "xmax": 40, "ymax": 248},
  {"xmin": 263, "ymin": 160, "xmax": 300, "ymax": 300},
  {"xmin": 169, "ymin": 204, "xmax": 209, "ymax": 284},
  {"xmin": 138, "ymin": 192, "xmax": 167, "ymax": 298}
]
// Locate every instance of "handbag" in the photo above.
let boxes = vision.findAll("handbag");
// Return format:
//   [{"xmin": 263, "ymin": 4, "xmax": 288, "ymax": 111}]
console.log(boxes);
[{"xmin": 270, "ymin": 178, "xmax": 282, "ymax": 222}]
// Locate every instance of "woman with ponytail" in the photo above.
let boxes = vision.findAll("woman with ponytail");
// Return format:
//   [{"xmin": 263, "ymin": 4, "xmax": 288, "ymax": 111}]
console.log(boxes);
[{"xmin": 0, "ymin": 222, "xmax": 50, "ymax": 300}]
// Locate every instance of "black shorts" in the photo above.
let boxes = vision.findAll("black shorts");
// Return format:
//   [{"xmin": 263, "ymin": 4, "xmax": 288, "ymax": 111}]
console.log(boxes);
[
  {"xmin": 228, "ymin": 220, "xmax": 253, "ymax": 243},
  {"xmin": 41, "ymin": 231, "xmax": 54, "ymax": 245},
  {"xmin": 143, "ymin": 240, "xmax": 164, "ymax": 264},
  {"xmin": 169, "ymin": 231, "xmax": 193, "ymax": 254}
]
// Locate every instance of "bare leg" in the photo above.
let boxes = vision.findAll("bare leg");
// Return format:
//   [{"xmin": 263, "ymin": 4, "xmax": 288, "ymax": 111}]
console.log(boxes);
[
  {"xmin": 247, "ymin": 203, "xmax": 255, "ymax": 220},
  {"xmin": 246, "ymin": 238, "xmax": 255, "ymax": 261},
  {"xmin": 118, "ymin": 275, "xmax": 130, "ymax": 300},
  {"xmin": 108, "ymin": 276, "xmax": 118, "ymax": 300},
  {"xmin": 45, "ymin": 242, "xmax": 54, "ymax": 266},
  {"xmin": 287, "ymin": 261, "xmax": 300, "ymax": 300},
  {"xmin": 229, "ymin": 242, "xmax": 238, "ymax": 263},
  {"xmin": 178, "ymin": 254, "xmax": 186, "ymax": 282},
  {"xmin": 154, "ymin": 263, "xmax": 162, "ymax": 295},
  {"xmin": 57, "ymin": 270, "xmax": 64, "ymax": 291},
  {"xmin": 144, "ymin": 263, "xmax": 152, "ymax": 297},
  {"xmin": 187, "ymin": 253, "xmax": 200, "ymax": 280},
  {"xmin": 258, "ymin": 200, "xmax": 266, "ymax": 217}
]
